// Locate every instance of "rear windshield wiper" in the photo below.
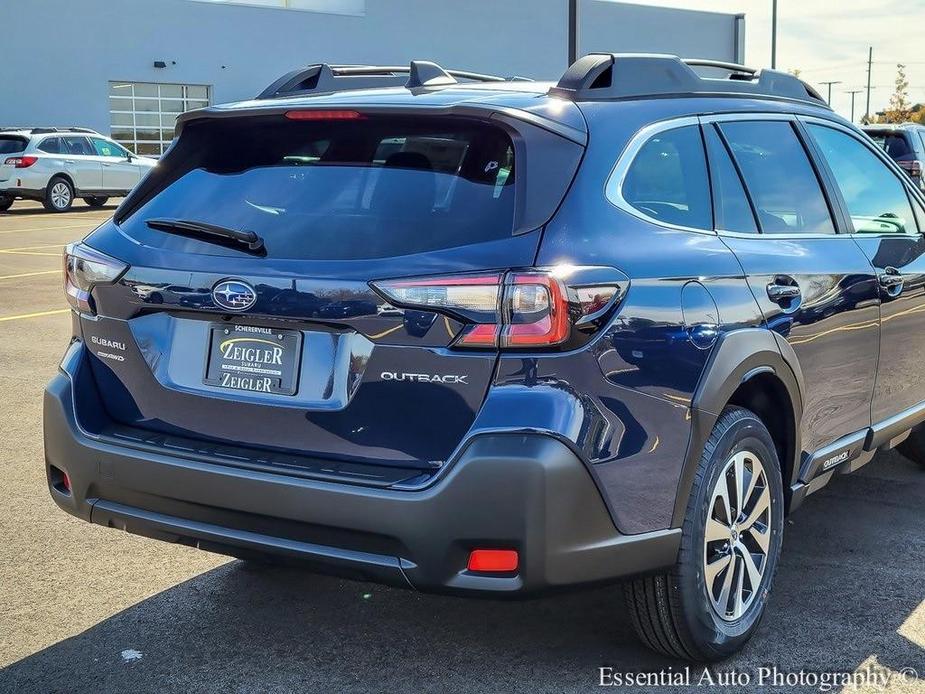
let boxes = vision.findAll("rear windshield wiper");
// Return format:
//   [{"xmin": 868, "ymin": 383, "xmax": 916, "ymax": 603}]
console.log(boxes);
[{"xmin": 145, "ymin": 218, "xmax": 265, "ymax": 255}]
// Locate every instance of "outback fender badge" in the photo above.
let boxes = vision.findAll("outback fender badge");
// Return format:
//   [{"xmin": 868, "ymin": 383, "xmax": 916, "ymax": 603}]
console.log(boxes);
[{"xmin": 212, "ymin": 279, "xmax": 257, "ymax": 311}]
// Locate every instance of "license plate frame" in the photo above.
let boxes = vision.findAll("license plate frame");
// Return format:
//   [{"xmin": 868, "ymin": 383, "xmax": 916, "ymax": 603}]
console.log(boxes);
[{"xmin": 203, "ymin": 323, "xmax": 302, "ymax": 396}]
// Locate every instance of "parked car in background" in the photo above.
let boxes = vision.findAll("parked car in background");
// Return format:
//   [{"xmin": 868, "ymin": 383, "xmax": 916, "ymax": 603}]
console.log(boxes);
[
  {"xmin": 0, "ymin": 128, "xmax": 157, "ymax": 212},
  {"xmin": 863, "ymin": 123, "xmax": 925, "ymax": 191},
  {"xmin": 45, "ymin": 56, "xmax": 925, "ymax": 662}
]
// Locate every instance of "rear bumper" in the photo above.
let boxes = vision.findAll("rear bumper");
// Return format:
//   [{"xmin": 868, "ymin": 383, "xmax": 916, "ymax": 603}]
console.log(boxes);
[{"xmin": 43, "ymin": 367, "xmax": 680, "ymax": 596}]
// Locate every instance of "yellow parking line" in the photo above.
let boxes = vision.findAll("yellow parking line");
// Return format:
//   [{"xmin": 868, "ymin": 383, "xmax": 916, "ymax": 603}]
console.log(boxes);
[
  {"xmin": 0, "ymin": 269, "xmax": 61, "ymax": 281},
  {"xmin": 0, "ymin": 243, "xmax": 65, "ymax": 252},
  {"xmin": 0, "ymin": 222, "xmax": 102, "ymax": 235},
  {"xmin": 0, "ymin": 308, "xmax": 70, "ymax": 323},
  {"xmin": 0, "ymin": 250, "xmax": 61, "ymax": 256}
]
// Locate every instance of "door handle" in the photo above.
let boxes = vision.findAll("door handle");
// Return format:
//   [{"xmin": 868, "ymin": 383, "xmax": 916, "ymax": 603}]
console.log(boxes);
[
  {"xmin": 64, "ymin": 159, "xmax": 76, "ymax": 164},
  {"xmin": 879, "ymin": 267, "xmax": 904, "ymax": 295},
  {"xmin": 767, "ymin": 281, "xmax": 801, "ymax": 303}
]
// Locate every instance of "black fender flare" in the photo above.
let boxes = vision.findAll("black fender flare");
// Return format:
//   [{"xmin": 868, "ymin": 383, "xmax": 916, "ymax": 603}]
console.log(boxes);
[{"xmin": 670, "ymin": 328, "xmax": 804, "ymax": 527}]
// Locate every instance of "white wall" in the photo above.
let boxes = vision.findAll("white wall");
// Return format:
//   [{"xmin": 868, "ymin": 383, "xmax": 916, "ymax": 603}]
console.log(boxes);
[{"xmin": 0, "ymin": 0, "xmax": 743, "ymax": 133}]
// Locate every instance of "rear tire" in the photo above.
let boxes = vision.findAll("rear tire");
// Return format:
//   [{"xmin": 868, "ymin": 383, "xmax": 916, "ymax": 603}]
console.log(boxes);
[
  {"xmin": 0, "ymin": 196, "xmax": 12, "ymax": 212},
  {"xmin": 83, "ymin": 196, "xmax": 109, "ymax": 208},
  {"xmin": 624, "ymin": 406, "xmax": 784, "ymax": 661},
  {"xmin": 43, "ymin": 177, "xmax": 74, "ymax": 212},
  {"xmin": 897, "ymin": 427, "xmax": 925, "ymax": 467}
]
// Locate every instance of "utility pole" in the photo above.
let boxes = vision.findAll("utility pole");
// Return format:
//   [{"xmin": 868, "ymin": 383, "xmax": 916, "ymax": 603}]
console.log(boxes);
[
  {"xmin": 865, "ymin": 47, "xmax": 873, "ymax": 122},
  {"xmin": 820, "ymin": 80, "xmax": 842, "ymax": 105},
  {"xmin": 846, "ymin": 90, "xmax": 863, "ymax": 123},
  {"xmin": 771, "ymin": 0, "xmax": 778, "ymax": 69},
  {"xmin": 568, "ymin": 0, "xmax": 579, "ymax": 66}
]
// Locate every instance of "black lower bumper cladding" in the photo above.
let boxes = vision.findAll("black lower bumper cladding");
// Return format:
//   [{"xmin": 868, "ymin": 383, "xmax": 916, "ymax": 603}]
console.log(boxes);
[{"xmin": 43, "ymin": 351, "xmax": 680, "ymax": 596}]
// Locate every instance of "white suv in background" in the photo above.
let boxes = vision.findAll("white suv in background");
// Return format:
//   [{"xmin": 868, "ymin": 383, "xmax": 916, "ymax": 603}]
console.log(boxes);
[{"xmin": 0, "ymin": 128, "xmax": 157, "ymax": 212}]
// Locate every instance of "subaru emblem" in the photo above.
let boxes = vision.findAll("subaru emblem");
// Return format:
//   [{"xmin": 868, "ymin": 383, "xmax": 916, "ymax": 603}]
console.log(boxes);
[{"xmin": 212, "ymin": 279, "xmax": 257, "ymax": 311}]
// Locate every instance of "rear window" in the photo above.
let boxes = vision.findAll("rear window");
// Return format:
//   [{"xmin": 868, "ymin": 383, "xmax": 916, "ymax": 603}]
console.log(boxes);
[
  {"xmin": 0, "ymin": 136, "xmax": 27, "ymax": 155},
  {"xmin": 119, "ymin": 116, "xmax": 517, "ymax": 260},
  {"xmin": 867, "ymin": 131, "xmax": 914, "ymax": 160}
]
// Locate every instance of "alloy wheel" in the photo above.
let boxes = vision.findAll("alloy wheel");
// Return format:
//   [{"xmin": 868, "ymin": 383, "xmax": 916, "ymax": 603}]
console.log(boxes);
[
  {"xmin": 50, "ymin": 182, "xmax": 71, "ymax": 210},
  {"xmin": 702, "ymin": 450, "xmax": 772, "ymax": 621}
]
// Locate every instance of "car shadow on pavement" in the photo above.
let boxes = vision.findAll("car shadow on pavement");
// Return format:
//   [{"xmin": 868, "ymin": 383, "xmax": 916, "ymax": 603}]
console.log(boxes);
[
  {"xmin": 1, "ymin": 204, "xmax": 117, "ymax": 217},
  {"xmin": 2, "ymin": 453, "xmax": 923, "ymax": 694}
]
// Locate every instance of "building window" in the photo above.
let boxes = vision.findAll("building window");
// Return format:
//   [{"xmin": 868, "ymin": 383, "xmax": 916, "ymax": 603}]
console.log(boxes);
[{"xmin": 109, "ymin": 82, "xmax": 211, "ymax": 156}]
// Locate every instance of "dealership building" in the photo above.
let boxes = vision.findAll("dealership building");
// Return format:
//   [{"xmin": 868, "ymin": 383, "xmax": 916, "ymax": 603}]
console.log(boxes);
[{"xmin": 2, "ymin": 0, "xmax": 745, "ymax": 156}]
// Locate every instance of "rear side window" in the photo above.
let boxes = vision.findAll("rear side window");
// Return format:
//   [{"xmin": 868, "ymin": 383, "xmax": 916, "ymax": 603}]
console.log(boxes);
[
  {"xmin": 809, "ymin": 125, "xmax": 916, "ymax": 235},
  {"xmin": 0, "ymin": 136, "xmax": 27, "ymax": 155},
  {"xmin": 622, "ymin": 125, "xmax": 713, "ymax": 230},
  {"xmin": 63, "ymin": 137, "xmax": 94, "ymax": 156},
  {"xmin": 120, "ymin": 116, "xmax": 518, "ymax": 260},
  {"xmin": 703, "ymin": 125, "xmax": 757, "ymax": 233},
  {"xmin": 720, "ymin": 121, "xmax": 835, "ymax": 234},
  {"xmin": 38, "ymin": 137, "xmax": 61, "ymax": 154}
]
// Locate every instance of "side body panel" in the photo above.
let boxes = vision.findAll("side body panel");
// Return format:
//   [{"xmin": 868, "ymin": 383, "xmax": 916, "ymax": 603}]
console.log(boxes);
[{"xmin": 523, "ymin": 100, "xmax": 767, "ymax": 534}]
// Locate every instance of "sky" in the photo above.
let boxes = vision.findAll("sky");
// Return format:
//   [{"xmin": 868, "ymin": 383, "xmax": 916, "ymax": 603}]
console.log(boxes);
[{"xmin": 619, "ymin": 0, "xmax": 925, "ymax": 122}]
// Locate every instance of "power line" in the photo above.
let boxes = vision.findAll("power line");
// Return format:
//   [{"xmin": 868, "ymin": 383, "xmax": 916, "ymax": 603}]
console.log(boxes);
[{"xmin": 819, "ymin": 80, "xmax": 842, "ymax": 105}]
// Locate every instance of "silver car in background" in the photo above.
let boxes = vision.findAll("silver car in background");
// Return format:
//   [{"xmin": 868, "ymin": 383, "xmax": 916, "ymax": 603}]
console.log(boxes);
[{"xmin": 0, "ymin": 127, "xmax": 157, "ymax": 212}]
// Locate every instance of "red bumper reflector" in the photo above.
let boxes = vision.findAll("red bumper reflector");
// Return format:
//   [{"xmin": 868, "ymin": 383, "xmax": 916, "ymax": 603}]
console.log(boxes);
[
  {"xmin": 62, "ymin": 472, "xmax": 71, "ymax": 492},
  {"xmin": 467, "ymin": 549, "xmax": 518, "ymax": 572}
]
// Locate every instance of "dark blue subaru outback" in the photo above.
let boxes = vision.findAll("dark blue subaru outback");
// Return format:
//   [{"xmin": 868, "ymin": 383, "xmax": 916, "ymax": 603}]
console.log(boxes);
[{"xmin": 45, "ymin": 55, "xmax": 925, "ymax": 660}]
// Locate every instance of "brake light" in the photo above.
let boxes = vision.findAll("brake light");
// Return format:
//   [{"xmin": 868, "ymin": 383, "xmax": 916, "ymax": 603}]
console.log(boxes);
[
  {"xmin": 63, "ymin": 243, "xmax": 128, "ymax": 314},
  {"xmin": 285, "ymin": 110, "xmax": 365, "ymax": 121},
  {"xmin": 372, "ymin": 267, "xmax": 626, "ymax": 350},
  {"xmin": 4, "ymin": 155, "xmax": 37, "ymax": 168}
]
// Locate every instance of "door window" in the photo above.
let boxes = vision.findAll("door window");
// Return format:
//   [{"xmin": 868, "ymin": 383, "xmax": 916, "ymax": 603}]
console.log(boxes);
[
  {"xmin": 808, "ymin": 124, "xmax": 917, "ymax": 235},
  {"xmin": 621, "ymin": 125, "xmax": 713, "ymax": 230},
  {"xmin": 91, "ymin": 138, "xmax": 126, "ymax": 158},
  {"xmin": 37, "ymin": 137, "xmax": 62, "ymax": 154},
  {"xmin": 703, "ymin": 124, "xmax": 758, "ymax": 233},
  {"xmin": 63, "ymin": 137, "xmax": 94, "ymax": 156},
  {"xmin": 719, "ymin": 121, "xmax": 835, "ymax": 234}
]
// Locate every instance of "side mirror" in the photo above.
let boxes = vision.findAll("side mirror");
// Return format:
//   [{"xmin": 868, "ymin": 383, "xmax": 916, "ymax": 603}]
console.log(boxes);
[{"xmin": 126, "ymin": 152, "xmax": 134, "ymax": 162}]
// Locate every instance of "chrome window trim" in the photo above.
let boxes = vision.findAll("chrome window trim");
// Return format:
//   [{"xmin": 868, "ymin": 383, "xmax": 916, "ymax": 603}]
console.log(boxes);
[
  {"xmin": 603, "ymin": 115, "xmax": 714, "ymax": 235},
  {"xmin": 604, "ymin": 110, "xmax": 921, "ymax": 241}
]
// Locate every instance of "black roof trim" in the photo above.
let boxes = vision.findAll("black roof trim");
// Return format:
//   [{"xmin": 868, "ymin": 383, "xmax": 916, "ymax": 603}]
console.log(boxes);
[
  {"xmin": 256, "ymin": 60, "xmax": 518, "ymax": 100},
  {"xmin": 549, "ymin": 53, "xmax": 828, "ymax": 107}
]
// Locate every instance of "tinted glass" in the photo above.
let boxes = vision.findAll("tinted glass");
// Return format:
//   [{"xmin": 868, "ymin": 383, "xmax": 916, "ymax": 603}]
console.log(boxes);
[
  {"xmin": 809, "ymin": 124, "xmax": 916, "ymax": 235},
  {"xmin": 703, "ymin": 125, "xmax": 757, "ymax": 233},
  {"xmin": 720, "ymin": 121, "xmax": 834, "ymax": 234},
  {"xmin": 623, "ymin": 125, "xmax": 713, "ymax": 230},
  {"xmin": 63, "ymin": 137, "xmax": 94, "ymax": 156},
  {"xmin": 37, "ymin": 137, "xmax": 61, "ymax": 154},
  {"xmin": 0, "ymin": 136, "xmax": 27, "ymax": 154},
  {"xmin": 120, "ymin": 116, "xmax": 517, "ymax": 260},
  {"xmin": 91, "ymin": 137, "xmax": 124, "ymax": 158}
]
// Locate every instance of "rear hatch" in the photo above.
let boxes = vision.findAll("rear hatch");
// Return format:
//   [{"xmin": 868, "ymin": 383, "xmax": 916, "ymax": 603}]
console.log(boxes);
[
  {"xmin": 77, "ymin": 108, "xmax": 583, "ymax": 475},
  {"xmin": 0, "ymin": 134, "xmax": 29, "ymax": 182}
]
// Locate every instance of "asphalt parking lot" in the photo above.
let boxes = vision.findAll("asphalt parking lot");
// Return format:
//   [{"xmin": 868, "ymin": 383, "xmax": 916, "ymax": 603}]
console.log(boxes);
[{"xmin": 0, "ymin": 201, "xmax": 922, "ymax": 693}]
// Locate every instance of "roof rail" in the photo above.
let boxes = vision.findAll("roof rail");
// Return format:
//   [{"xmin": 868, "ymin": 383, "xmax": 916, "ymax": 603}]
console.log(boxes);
[
  {"xmin": 549, "ymin": 53, "xmax": 828, "ymax": 107},
  {"xmin": 6, "ymin": 127, "xmax": 100, "ymax": 134},
  {"xmin": 256, "ymin": 60, "xmax": 512, "ymax": 100}
]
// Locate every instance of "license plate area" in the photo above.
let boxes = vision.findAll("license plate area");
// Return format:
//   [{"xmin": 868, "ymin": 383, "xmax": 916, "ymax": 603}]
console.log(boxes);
[{"xmin": 204, "ymin": 324, "xmax": 302, "ymax": 396}]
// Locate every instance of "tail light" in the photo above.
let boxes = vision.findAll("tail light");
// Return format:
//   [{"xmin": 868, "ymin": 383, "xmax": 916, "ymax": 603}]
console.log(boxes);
[
  {"xmin": 4, "ymin": 155, "xmax": 37, "ymax": 168},
  {"xmin": 63, "ymin": 243, "xmax": 128, "ymax": 314},
  {"xmin": 372, "ymin": 266, "xmax": 628, "ymax": 350}
]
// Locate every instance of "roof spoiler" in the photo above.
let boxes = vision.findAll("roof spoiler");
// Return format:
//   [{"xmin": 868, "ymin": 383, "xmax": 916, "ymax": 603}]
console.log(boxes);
[
  {"xmin": 549, "ymin": 53, "xmax": 828, "ymax": 107},
  {"xmin": 256, "ymin": 60, "xmax": 529, "ymax": 100}
]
